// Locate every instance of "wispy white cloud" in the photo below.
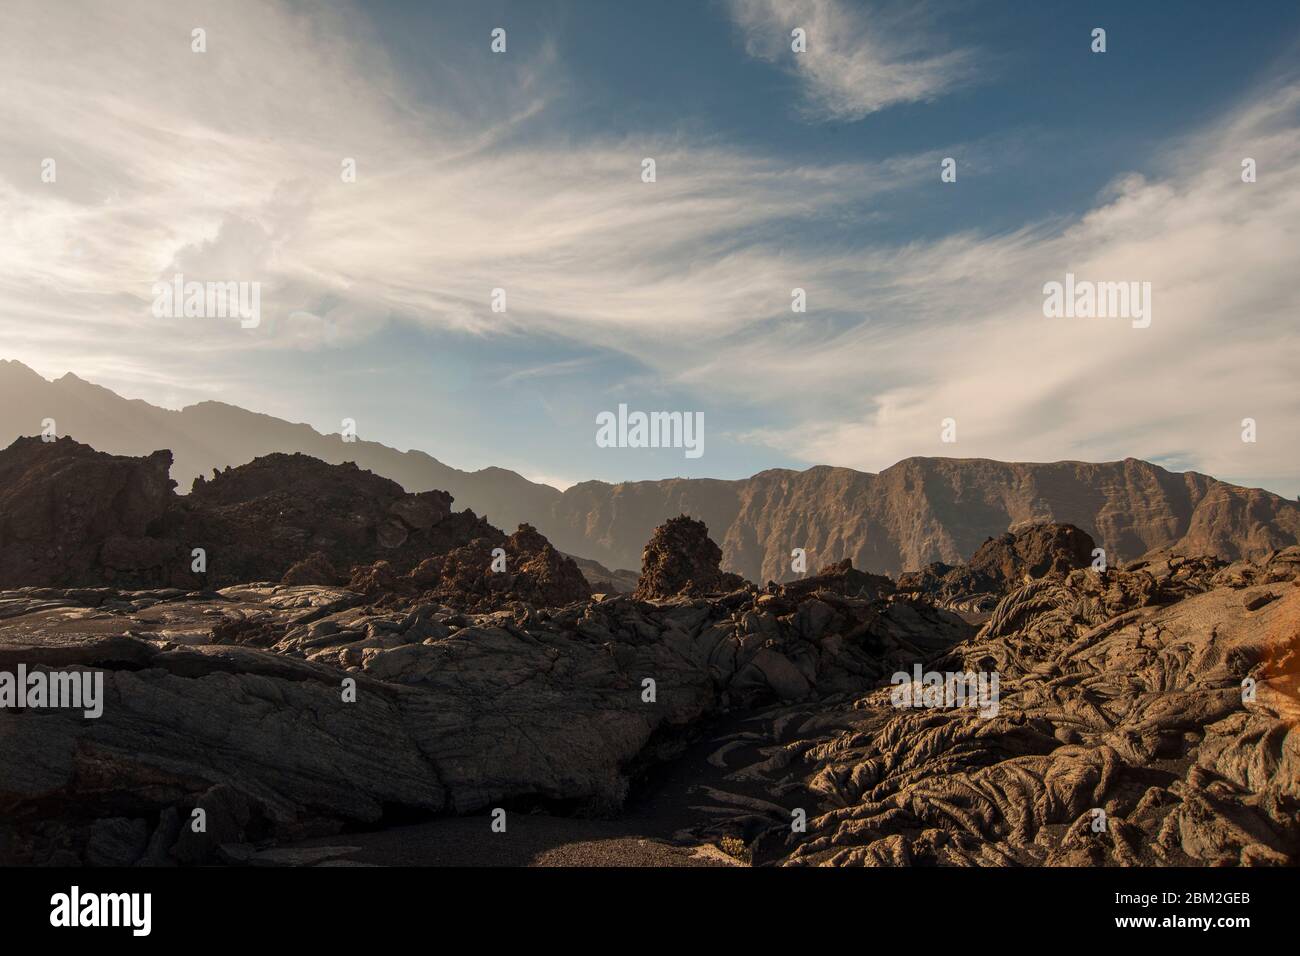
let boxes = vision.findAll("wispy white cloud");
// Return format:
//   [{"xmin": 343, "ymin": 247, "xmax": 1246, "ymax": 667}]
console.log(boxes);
[
  {"xmin": 0, "ymin": 0, "xmax": 932, "ymax": 386},
  {"xmin": 0, "ymin": 0, "xmax": 561, "ymax": 385},
  {"xmin": 0, "ymin": 0, "xmax": 1296, "ymax": 497},
  {"xmin": 725, "ymin": 81, "xmax": 1300, "ymax": 492},
  {"xmin": 725, "ymin": 0, "xmax": 978, "ymax": 121}
]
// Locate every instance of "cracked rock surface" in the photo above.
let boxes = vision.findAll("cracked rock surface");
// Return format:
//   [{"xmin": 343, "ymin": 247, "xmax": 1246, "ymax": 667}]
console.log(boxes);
[
  {"xmin": 689, "ymin": 549, "xmax": 1300, "ymax": 866},
  {"xmin": 0, "ymin": 554, "xmax": 969, "ymax": 865},
  {"xmin": 1, "ymin": 455, "xmax": 1295, "ymax": 868}
]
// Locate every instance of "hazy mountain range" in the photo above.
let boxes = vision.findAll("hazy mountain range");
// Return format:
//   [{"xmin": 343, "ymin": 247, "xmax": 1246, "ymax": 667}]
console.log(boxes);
[{"xmin": 4, "ymin": 359, "xmax": 1298, "ymax": 580}]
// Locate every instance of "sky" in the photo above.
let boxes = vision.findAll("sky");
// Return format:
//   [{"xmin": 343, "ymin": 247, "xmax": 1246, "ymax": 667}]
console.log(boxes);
[{"xmin": 1, "ymin": 0, "xmax": 1297, "ymax": 496}]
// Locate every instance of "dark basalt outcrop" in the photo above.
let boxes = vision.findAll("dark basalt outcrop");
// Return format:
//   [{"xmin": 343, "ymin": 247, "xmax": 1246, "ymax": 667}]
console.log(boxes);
[
  {"xmin": 349, "ymin": 523, "xmax": 591, "ymax": 610},
  {"xmin": 0, "ymin": 438, "xmax": 509, "ymax": 591},
  {"xmin": 634, "ymin": 515, "xmax": 749, "ymax": 600},
  {"xmin": 172, "ymin": 453, "xmax": 481, "ymax": 587},
  {"xmin": 897, "ymin": 522, "xmax": 1096, "ymax": 611},
  {"xmin": 778, "ymin": 558, "xmax": 896, "ymax": 602},
  {"xmin": 0, "ymin": 437, "xmax": 180, "ymax": 589}
]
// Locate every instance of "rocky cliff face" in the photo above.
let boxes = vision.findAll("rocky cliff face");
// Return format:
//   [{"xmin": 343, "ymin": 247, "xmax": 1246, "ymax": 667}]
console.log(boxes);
[{"xmin": 544, "ymin": 459, "xmax": 1300, "ymax": 581}]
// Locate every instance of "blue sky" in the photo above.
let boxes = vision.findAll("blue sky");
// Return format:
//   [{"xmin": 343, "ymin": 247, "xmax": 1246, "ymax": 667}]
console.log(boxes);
[{"xmin": 1, "ymin": 0, "xmax": 1298, "ymax": 495}]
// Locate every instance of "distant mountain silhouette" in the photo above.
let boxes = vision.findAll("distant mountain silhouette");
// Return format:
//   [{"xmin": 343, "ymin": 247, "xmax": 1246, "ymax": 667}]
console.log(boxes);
[
  {"xmin": 4, "ymin": 359, "xmax": 1298, "ymax": 579},
  {"xmin": 0, "ymin": 358, "xmax": 562, "ymax": 536}
]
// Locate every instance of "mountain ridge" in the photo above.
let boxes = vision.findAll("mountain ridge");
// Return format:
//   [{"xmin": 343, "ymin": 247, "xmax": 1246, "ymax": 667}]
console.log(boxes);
[{"xmin": 3, "ymin": 359, "xmax": 1298, "ymax": 580}]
